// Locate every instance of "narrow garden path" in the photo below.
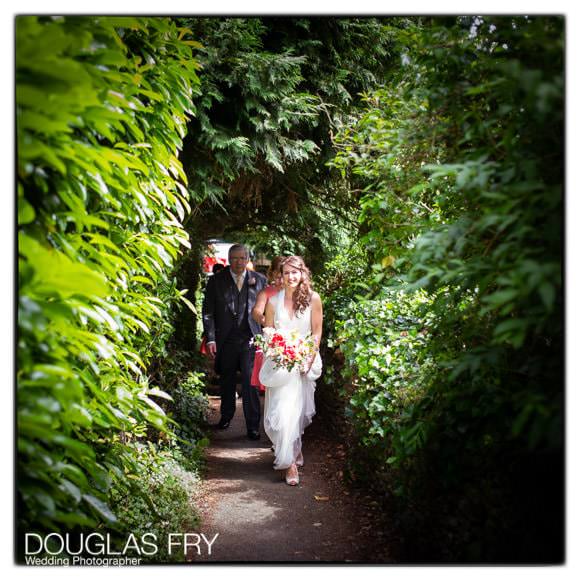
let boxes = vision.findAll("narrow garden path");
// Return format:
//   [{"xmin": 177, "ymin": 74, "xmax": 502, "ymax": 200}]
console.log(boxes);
[{"xmin": 188, "ymin": 395, "xmax": 394, "ymax": 563}]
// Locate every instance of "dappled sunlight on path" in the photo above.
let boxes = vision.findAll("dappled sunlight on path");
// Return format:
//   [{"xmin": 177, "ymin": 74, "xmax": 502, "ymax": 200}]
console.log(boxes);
[{"xmin": 188, "ymin": 396, "xmax": 391, "ymax": 563}]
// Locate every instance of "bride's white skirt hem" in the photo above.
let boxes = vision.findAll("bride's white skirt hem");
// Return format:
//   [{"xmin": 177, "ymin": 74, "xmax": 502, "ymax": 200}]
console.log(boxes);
[{"xmin": 262, "ymin": 354, "xmax": 321, "ymax": 471}]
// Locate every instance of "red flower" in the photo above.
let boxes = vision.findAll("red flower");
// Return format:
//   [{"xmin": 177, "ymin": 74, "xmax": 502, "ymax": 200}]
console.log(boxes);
[{"xmin": 203, "ymin": 256, "xmax": 217, "ymax": 272}]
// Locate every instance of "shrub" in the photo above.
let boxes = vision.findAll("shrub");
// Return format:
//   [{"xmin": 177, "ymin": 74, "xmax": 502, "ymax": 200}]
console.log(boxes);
[
  {"xmin": 167, "ymin": 372, "xmax": 210, "ymax": 469},
  {"xmin": 330, "ymin": 17, "xmax": 563, "ymax": 562},
  {"xmin": 17, "ymin": 16, "xmax": 201, "ymax": 538},
  {"xmin": 108, "ymin": 442, "xmax": 202, "ymax": 563},
  {"xmin": 335, "ymin": 289, "xmax": 436, "ymax": 479}
]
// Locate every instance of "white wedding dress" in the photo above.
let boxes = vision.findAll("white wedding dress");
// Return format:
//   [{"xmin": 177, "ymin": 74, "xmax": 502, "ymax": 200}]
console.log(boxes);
[{"xmin": 260, "ymin": 290, "xmax": 322, "ymax": 470}]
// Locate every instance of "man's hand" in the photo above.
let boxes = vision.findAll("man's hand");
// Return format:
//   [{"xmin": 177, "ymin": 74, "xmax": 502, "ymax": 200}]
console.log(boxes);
[{"xmin": 207, "ymin": 341, "xmax": 217, "ymax": 359}]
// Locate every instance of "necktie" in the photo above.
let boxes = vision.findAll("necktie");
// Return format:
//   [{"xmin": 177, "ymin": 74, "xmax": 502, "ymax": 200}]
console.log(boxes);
[{"xmin": 236, "ymin": 274, "xmax": 244, "ymax": 291}]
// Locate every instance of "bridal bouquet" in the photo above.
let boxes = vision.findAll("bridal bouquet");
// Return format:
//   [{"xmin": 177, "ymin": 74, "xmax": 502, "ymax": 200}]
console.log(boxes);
[{"xmin": 252, "ymin": 327, "xmax": 317, "ymax": 373}]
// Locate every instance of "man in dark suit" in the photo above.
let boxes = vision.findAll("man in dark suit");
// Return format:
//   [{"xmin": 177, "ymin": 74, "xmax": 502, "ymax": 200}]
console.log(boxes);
[{"xmin": 202, "ymin": 244, "xmax": 267, "ymax": 440}]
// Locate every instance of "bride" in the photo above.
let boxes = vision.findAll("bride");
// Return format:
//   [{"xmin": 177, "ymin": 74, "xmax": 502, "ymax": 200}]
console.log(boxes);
[{"xmin": 259, "ymin": 256, "xmax": 323, "ymax": 486}]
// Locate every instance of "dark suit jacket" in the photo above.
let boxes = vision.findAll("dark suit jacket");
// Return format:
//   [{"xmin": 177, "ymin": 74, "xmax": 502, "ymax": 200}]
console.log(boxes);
[{"xmin": 202, "ymin": 266, "xmax": 267, "ymax": 371}]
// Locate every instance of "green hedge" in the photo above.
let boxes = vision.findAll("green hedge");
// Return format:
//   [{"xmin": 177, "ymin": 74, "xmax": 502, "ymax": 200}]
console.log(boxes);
[
  {"xmin": 336, "ymin": 290, "xmax": 435, "ymax": 461},
  {"xmin": 17, "ymin": 16, "xmax": 201, "ymax": 535},
  {"xmin": 329, "ymin": 17, "xmax": 563, "ymax": 562}
]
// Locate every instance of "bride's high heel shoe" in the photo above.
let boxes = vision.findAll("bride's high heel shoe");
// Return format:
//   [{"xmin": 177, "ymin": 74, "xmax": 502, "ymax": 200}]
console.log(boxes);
[{"xmin": 285, "ymin": 463, "xmax": 299, "ymax": 486}]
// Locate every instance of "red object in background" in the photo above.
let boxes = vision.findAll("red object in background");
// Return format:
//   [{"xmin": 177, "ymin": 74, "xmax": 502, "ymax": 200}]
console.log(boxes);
[
  {"xmin": 200, "ymin": 336, "xmax": 208, "ymax": 355},
  {"xmin": 251, "ymin": 349, "xmax": 265, "ymax": 393},
  {"xmin": 203, "ymin": 255, "xmax": 227, "ymax": 274},
  {"xmin": 250, "ymin": 284, "xmax": 279, "ymax": 393}
]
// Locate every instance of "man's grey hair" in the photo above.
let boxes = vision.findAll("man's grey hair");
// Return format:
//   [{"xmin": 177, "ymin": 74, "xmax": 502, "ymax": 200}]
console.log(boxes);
[{"xmin": 228, "ymin": 244, "xmax": 249, "ymax": 259}]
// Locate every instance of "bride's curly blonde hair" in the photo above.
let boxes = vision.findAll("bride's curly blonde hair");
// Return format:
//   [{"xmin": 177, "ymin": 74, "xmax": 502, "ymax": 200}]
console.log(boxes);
[{"xmin": 280, "ymin": 256, "xmax": 313, "ymax": 315}]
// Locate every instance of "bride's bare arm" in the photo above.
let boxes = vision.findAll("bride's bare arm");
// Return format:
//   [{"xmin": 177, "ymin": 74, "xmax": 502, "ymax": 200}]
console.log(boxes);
[
  {"xmin": 302, "ymin": 293, "xmax": 323, "ymax": 374},
  {"xmin": 310, "ymin": 292, "xmax": 323, "ymax": 347},
  {"xmin": 264, "ymin": 300, "xmax": 275, "ymax": 328}
]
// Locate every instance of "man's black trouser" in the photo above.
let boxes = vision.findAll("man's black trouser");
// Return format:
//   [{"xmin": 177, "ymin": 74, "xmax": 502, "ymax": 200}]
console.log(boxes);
[{"xmin": 218, "ymin": 334, "xmax": 260, "ymax": 432}]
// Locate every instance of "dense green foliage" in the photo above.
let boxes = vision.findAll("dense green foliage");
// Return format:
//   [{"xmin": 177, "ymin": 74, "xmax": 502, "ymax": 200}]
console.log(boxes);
[
  {"xmin": 328, "ymin": 16, "xmax": 563, "ymax": 561},
  {"xmin": 16, "ymin": 15, "xmax": 205, "ymax": 548},
  {"xmin": 179, "ymin": 17, "xmax": 394, "ymax": 269},
  {"xmin": 337, "ymin": 290, "xmax": 435, "ymax": 457},
  {"xmin": 169, "ymin": 17, "xmax": 397, "ymax": 357},
  {"xmin": 16, "ymin": 15, "xmax": 563, "ymax": 565},
  {"xmin": 109, "ymin": 442, "xmax": 201, "ymax": 562}
]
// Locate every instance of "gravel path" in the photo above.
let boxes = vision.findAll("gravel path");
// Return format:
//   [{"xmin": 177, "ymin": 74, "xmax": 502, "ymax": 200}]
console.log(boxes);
[{"xmin": 189, "ymin": 395, "xmax": 393, "ymax": 563}]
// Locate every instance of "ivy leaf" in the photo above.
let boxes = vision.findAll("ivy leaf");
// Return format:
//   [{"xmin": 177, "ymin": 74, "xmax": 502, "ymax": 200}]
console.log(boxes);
[{"xmin": 82, "ymin": 494, "xmax": 118, "ymax": 523}]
